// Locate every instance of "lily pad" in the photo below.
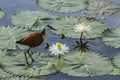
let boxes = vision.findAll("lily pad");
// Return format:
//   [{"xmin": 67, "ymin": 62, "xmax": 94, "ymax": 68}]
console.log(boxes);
[
  {"xmin": 112, "ymin": 52, "xmax": 120, "ymax": 69},
  {"xmin": 110, "ymin": 52, "xmax": 120, "ymax": 75},
  {"xmin": 0, "ymin": 50, "xmax": 11, "ymax": 78},
  {"xmin": 10, "ymin": 11, "xmax": 59, "ymax": 30},
  {"xmin": 86, "ymin": 0, "xmax": 120, "ymax": 19},
  {"xmin": 0, "ymin": 8, "xmax": 5, "ymax": 19},
  {"xmin": 0, "ymin": 26, "xmax": 30, "ymax": 50},
  {"xmin": 55, "ymin": 52, "xmax": 113, "ymax": 77},
  {"xmin": 36, "ymin": 0, "xmax": 89, "ymax": 13},
  {"xmin": 2, "ymin": 51, "xmax": 57, "ymax": 77},
  {"xmin": 3, "ymin": 76, "xmax": 40, "ymax": 80},
  {"xmin": 109, "ymin": 68, "xmax": 120, "ymax": 75},
  {"xmin": 51, "ymin": 16, "xmax": 107, "ymax": 38},
  {"xmin": 101, "ymin": 27, "xmax": 120, "ymax": 48}
]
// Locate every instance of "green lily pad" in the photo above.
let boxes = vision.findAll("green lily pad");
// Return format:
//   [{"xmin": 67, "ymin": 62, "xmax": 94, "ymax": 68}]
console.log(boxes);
[
  {"xmin": 55, "ymin": 52, "xmax": 113, "ymax": 77},
  {"xmin": 101, "ymin": 27, "xmax": 120, "ymax": 48},
  {"xmin": 36, "ymin": 0, "xmax": 88, "ymax": 13},
  {"xmin": 0, "ymin": 50, "xmax": 12, "ymax": 78},
  {"xmin": 112, "ymin": 52, "xmax": 120, "ymax": 69},
  {"xmin": 0, "ymin": 26, "xmax": 30, "ymax": 50},
  {"xmin": 2, "ymin": 51, "xmax": 57, "ymax": 77},
  {"xmin": 86, "ymin": 0, "xmax": 120, "ymax": 19},
  {"xmin": 109, "ymin": 68, "xmax": 120, "ymax": 75},
  {"xmin": 0, "ymin": 8, "xmax": 5, "ymax": 19},
  {"xmin": 2, "ymin": 76, "xmax": 40, "ymax": 80},
  {"xmin": 0, "ymin": 69, "xmax": 11, "ymax": 79},
  {"xmin": 110, "ymin": 52, "xmax": 120, "ymax": 75},
  {"xmin": 10, "ymin": 11, "xmax": 59, "ymax": 30},
  {"xmin": 51, "ymin": 16, "xmax": 107, "ymax": 38}
]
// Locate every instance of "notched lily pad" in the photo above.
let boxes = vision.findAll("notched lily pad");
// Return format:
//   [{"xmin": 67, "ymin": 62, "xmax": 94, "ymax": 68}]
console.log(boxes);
[
  {"xmin": 51, "ymin": 16, "xmax": 107, "ymax": 39},
  {"xmin": 36, "ymin": 0, "xmax": 89, "ymax": 13},
  {"xmin": 2, "ymin": 51, "xmax": 57, "ymax": 77},
  {"xmin": 0, "ymin": 26, "xmax": 29, "ymax": 50},
  {"xmin": 10, "ymin": 10, "xmax": 59, "ymax": 30},
  {"xmin": 86, "ymin": 0, "xmax": 120, "ymax": 19},
  {"xmin": 0, "ymin": 8, "xmax": 5, "ymax": 19},
  {"xmin": 55, "ymin": 52, "xmax": 113, "ymax": 77},
  {"xmin": 101, "ymin": 27, "xmax": 120, "ymax": 48},
  {"xmin": 2, "ymin": 76, "xmax": 40, "ymax": 80},
  {"xmin": 110, "ymin": 52, "xmax": 120, "ymax": 75}
]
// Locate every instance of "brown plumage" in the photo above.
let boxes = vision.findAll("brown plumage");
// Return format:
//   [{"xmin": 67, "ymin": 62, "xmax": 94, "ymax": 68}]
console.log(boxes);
[
  {"xmin": 16, "ymin": 24, "xmax": 56, "ymax": 66},
  {"xmin": 16, "ymin": 32, "xmax": 44, "ymax": 47}
]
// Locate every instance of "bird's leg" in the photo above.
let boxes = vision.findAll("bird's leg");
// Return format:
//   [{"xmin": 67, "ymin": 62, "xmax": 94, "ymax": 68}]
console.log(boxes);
[
  {"xmin": 27, "ymin": 47, "xmax": 34, "ymax": 64},
  {"xmin": 24, "ymin": 51, "xmax": 29, "ymax": 66}
]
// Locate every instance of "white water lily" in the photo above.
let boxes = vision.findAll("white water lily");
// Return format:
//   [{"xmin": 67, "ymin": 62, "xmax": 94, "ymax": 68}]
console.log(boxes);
[
  {"xmin": 74, "ymin": 22, "xmax": 91, "ymax": 32},
  {"xmin": 49, "ymin": 42, "xmax": 69, "ymax": 57}
]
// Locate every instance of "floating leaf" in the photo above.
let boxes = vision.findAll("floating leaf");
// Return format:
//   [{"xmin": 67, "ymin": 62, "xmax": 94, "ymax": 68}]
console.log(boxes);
[
  {"xmin": 110, "ymin": 52, "xmax": 120, "ymax": 75},
  {"xmin": 36, "ymin": 0, "xmax": 88, "ymax": 13},
  {"xmin": 109, "ymin": 68, "xmax": 120, "ymax": 75},
  {"xmin": 112, "ymin": 52, "xmax": 120, "ymax": 69},
  {"xmin": 0, "ymin": 8, "xmax": 5, "ymax": 19},
  {"xmin": 2, "ymin": 51, "xmax": 57, "ymax": 77},
  {"xmin": 55, "ymin": 52, "xmax": 113, "ymax": 77},
  {"xmin": 2, "ymin": 76, "xmax": 40, "ymax": 80},
  {"xmin": 0, "ymin": 50, "xmax": 11, "ymax": 78},
  {"xmin": 0, "ymin": 26, "xmax": 30, "ymax": 49},
  {"xmin": 10, "ymin": 11, "xmax": 59, "ymax": 30},
  {"xmin": 0, "ymin": 69, "xmax": 11, "ymax": 79},
  {"xmin": 51, "ymin": 16, "xmax": 107, "ymax": 38},
  {"xmin": 101, "ymin": 27, "xmax": 120, "ymax": 48},
  {"xmin": 86, "ymin": 0, "xmax": 120, "ymax": 19}
]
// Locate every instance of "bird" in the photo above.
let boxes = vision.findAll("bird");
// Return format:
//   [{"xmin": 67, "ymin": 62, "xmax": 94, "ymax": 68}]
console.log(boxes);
[{"xmin": 16, "ymin": 24, "xmax": 56, "ymax": 66}]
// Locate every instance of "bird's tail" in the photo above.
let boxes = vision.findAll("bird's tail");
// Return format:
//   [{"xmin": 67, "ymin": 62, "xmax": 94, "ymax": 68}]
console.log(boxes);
[{"xmin": 16, "ymin": 39, "xmax": 23, "ymax": 44}]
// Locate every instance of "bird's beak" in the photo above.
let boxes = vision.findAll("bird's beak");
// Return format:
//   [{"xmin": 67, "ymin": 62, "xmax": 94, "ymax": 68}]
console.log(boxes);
[{"xmin": 51, "ymin": 27, "xmax": 57, "ymax": 31}]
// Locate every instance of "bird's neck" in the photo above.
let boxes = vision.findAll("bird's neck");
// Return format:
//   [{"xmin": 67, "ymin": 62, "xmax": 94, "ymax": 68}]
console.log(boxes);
[{"xmin": 41, "ymin": 28, "xmax": 50, "ymax": 39}]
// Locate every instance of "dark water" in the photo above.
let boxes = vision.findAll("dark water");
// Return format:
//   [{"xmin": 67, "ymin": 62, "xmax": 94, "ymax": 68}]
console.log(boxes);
[{"xmin": 0, "ymin": 0, "xmax": 120, "ymax": 80}]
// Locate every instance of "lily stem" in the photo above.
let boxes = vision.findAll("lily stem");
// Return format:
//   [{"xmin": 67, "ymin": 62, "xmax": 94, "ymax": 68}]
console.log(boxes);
[
  {"xmin": 80, "ymin": 32, "xmax": 83, "ymax": 44},
  {"xmin": 57, "ymin": 53, "xmax": 61, "ymax": 60}
]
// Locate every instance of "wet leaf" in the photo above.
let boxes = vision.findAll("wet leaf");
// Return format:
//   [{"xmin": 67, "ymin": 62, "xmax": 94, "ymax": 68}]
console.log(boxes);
[
  {"xmin": 56, "ymin": 52, "xmax": 113, "ymax": 77},
  {"xmin": 2, "ymin": 51, "xmax": 57, "ymax": 77},
  {"xmin": 51, "ymin": 16, "xmax": 107, "ymax": 38},
  {"xmin": 110, "ymin": 52, "xmax": 120, "ymax": 75},
  {"xmin": 36, "ymin": 0, "xmax": 88, "ymax": 13},
  {"xmin": 86, "ymin": 0, "xmax": 120, "ymax": 19},
  {"xmin": 2, "ymin": 76, "xmax": 40, "ymax": 80},
  {"xmin": 0, "ymin": 26, "xmax": 29, "ymax": 50},
  {"xmin": 101, "ymin": 27, "xmax": 120, "ymax": 48},
  {"xmin": 0, "ymin": 8, "xmax": 5, "ymax": 19},
  {"xmin": 10, "ymin": 11, "xmax": 59, "ymax": 30}
]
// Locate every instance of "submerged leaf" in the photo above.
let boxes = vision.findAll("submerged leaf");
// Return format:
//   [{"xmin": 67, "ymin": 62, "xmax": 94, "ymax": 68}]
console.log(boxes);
[
  {"xmin": 101, "ymin": 27, "xmax": 120, "ymax": 48},
  {"xmin": 2, "ymin": 51, "xmax": 57, "ymax": 77},
  {"xmin": 0, "ymin": 8, "xmax": 5, "ymax": 19},
  {"xmin": 51, "ymin": 16, "xmax": 107, "ymax": 38},
  {"xmin": 0, "ymin": 26, "xmax": 30, "ymax": 49},
  {"xmin": 56, "ymin": 52, "xmax": 113, "ymax": 77},
  {"xmin": 36, "ymin": 0, "xmax": 88, "ymax": 13},
  {"xmin": 10, "ymin": 11, "xmax": 59, "ymax": 30},
  {"xmin": 86, "ymin": 0, "xmax": 120, "ymax": 19}
]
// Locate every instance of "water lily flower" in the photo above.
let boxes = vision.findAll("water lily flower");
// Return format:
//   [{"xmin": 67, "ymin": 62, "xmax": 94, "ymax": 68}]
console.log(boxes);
[
  {"xmin": 49, "ymin": 42, "xmax": 69, "ymax": 59},
  {"xmin": 74, "ymin": 22, "xmax": 91, "ymax": 32}
]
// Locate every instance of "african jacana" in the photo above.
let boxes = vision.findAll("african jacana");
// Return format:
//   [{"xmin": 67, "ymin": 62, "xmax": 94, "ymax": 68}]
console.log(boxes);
[{"xmin": 16, "ymin": 24, "xmax": 56, "ymax": 65}]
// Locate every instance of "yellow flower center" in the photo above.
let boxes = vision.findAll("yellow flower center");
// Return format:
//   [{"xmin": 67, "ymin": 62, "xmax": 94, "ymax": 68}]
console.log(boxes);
[
  {"xmin": 56, "ymin": 42, "xmax": 62, "ymax": 49},
  {"xmin": 80, "ymin": 22, "xmax": 86, "ymax": 27}
]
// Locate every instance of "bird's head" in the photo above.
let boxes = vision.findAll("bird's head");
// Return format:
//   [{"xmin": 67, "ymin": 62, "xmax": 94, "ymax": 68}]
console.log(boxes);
[{"xmin": 42, "ymin": 24, "xmax": 56, "ymax": 35}]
